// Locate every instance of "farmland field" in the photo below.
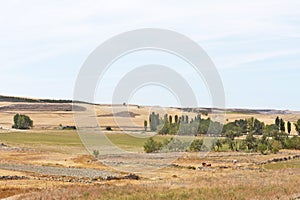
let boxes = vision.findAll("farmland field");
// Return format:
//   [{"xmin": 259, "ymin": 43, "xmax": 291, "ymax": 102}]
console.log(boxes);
[
  {"xmin": 1, "ymin": 129, "xmax": 300, "ymax": 199},
  {"xmin": 0, "ymin": 102, "xmax": 300, "ymax": 199}
]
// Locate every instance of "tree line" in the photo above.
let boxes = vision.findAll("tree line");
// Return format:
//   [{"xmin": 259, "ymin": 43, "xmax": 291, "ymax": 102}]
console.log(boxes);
[
  {"xmin": 146, "ymin": 112, "xmax": 300, "ymax": 136},
  {"xmin": 146, "ymin": 112, "xmax": 222, "ymax": 136},
  {"xmin": 143, "ymin": 113, "xmax": 300, "ymax": 154}
]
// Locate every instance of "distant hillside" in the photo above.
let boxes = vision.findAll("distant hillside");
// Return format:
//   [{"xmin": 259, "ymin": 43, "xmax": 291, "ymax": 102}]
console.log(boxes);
[
  {"xmin": 0, "ymin": 95, "xmax": 72, "ymax": 103},
  {"xmin": 174, "ymin": 107, "xmax": 293, "ymax": 115},
  {"xmin": 0, "ymin": 94, "xmax": 296, "ymax": 115}
]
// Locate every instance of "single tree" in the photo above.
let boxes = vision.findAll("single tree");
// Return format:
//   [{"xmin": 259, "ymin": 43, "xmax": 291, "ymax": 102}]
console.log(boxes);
[
  {"xmin": 215, "ymin": 139, "xmax": 223, "ymax": 152},
  {"xmin": 181, "ymin": 115, "xmax": 185, "ymax": 123},
  {"xmin": 258, "ymin": 143, "xmax": 268, "ymax": 155},
  {"xmin": 287, "ymin": 121, "xmax": 291, "ymax": 134},
  {"xmin": 174, "ymin": 115, "xmax": 179, "ymax": 124},
  {"xmin": 295, "ymin": 119, "xmax": 300, "ymax": 135},
  {"xmin": 185, "ymin": 115, "xmax": 189, "ymax": 124},
  {"xmin": 245, "ymin": 133, "xmax": 257, "ymax": 151},
  {"xmin": 275, "ymin": 116, "xmax": 280, "ymax": 129},
  {"xmin": 169, "ymin": 115, "xmax": 173, "ymax": 124},
  {"xmin": 13, "ymin": 114, "xmax": 33, "ymax": 129},
  {"xmin": 144, "ymin": 120, "xmax": 148, "ymax": 131},
  {"xmin": 224, "ymin": 125, "xmax": 241, "ymax": 151},
  {"xmin": 149, "ymin": 112, "xmax": 159, "ymax": 131},
  {"xmin": 280, "ymin": 118, "xmax": 285, "ymax": 133}
]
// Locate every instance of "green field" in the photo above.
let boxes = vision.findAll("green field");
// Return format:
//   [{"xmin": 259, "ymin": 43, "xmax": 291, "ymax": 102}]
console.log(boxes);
[
  {"xmin": 264, "ymin": 159, "xmax": 300, "ymax": 170},
  {"xmin": 0, "ymin": 130, "xmax": 174, "ymax": 153}
]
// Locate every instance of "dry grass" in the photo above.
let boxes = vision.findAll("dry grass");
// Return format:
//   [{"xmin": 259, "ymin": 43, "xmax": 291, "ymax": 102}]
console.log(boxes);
[
  {"xmin": 19, "ymin": 169, "xmax": 300, "ymax": 200},
  {"xmin": 1, "ymin": 148, "xmax": 300, "ymax": 199}
]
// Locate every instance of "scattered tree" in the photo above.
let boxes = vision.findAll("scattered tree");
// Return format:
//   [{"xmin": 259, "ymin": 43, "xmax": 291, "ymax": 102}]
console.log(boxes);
[{"xmin": 13, "ymin": 114, "xmax": 33, "ymax": 129}]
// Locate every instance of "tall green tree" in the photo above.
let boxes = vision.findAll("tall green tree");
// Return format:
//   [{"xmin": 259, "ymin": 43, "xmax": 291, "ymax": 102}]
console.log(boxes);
[
  {"xmin": 247, "ymin": 117, "xmax": 264, "ymax": 135},
  {"xmin": 144, "ymin": 120, "xmax": 148, "ymax": 131},
  {"xmin": 185, "ymin": 115, "xmax": 189, "ymax": 124},
  {"xmin": 245, "ymin": 133, "xmax": 258, "ymax": 151},
  {"xmin": 180, "ymin": 115, "xmax": 184, "ymax": 123},
  {"xmin": 280, "ymin": 118, "xmax": 285, "ymax": 133},
  {"xmin": 265, "ymin": 124, "xmax": 280, "ymax": 139},
  {"xmin": 224, "ymin": 124, "xmax": 241, "ymax": 151},
  {"xmin": 287, "ymin": 121, "xmax": 291, "ymax": 134},
  {"xmin": 295, "ymin": 119, "xmax": 300, "ymax": 135},
  {"xmin": 149, "ymin": 112, "xmax": 159, "ymax": 131},
  {"xmin": 215, "ymin": 139, "xmax": 223, "ymax": 151},
  {"xmin": 169, "ymin": 115, "xmax": 173, "ymax": 124},
  {"xmin": 275, "ymin": 116, "xmax": 280, "ymax": 129},
  {"xmin": 174, "ymin": 115, "xmax": 179, "ymax": 124}
]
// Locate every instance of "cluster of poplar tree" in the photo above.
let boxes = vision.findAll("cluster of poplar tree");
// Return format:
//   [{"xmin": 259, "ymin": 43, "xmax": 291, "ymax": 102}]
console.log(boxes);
[{"xmin": 146, "ymin": 112, "xmax": 222, "ymax": 135}]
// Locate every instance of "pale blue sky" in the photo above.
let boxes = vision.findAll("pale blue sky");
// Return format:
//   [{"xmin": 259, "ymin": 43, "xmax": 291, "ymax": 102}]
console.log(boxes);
[{"xmin": 0, "ymin": 0, "xmax": 299, "ymax": 110}]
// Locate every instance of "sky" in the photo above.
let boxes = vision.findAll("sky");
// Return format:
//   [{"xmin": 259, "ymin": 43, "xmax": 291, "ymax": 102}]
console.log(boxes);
[{"xmin": 0, "ymin": 0, "xmax": 299, "ymax": 110}]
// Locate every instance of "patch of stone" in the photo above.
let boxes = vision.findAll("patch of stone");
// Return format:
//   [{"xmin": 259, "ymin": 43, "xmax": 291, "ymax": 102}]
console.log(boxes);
[
  {"xmin": 0, "ymin": 163, "xmax": 119, "ymax": 180},
  {"xmin": 169, "ymin": 164, "xmax": 196, "ymax": 170},
  {"xmin": 256, "ymin": 154, "xmax": 300, "ymax": 165},
  {"xmin": 105, "ymin": 174, "xmax": 140, "ymax": 181},
  {"xmin": 0, "ymin": 175, "xmax": 28, "ymax": 180}
]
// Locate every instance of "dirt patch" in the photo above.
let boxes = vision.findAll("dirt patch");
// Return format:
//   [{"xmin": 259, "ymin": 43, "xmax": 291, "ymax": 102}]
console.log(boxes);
[
  {"xmin": 0, "ymin": 187, "xmax": 39, "ymax": 199},
  {"xmin": 98, "ymin": 111, "xmax": 140, "ymax": 118}
]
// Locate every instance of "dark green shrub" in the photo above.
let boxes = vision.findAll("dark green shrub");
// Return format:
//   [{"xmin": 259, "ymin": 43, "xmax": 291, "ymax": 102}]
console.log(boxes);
[
  {"xmin": 144, "ymin": 138, "xmax": 162, "ymax": 153},
  {"xmin": 258, "ymin": 143, "xmax": 268, "ymax": 155},
  {"xmin": 163, "ymin": 138, "xmax": 189, "ymax": 152},
  {"xmin": 106, "ymin": 126, "xmax": 112, "ymax": 131},
  {"xmin": 12, "ymin": 114, "xmax": 33, "ymax": 129},
  {"xmin": 284, "ymin": 136, "xmax": 300, "ymax": 150},
  {"xmin": 93, "ymin": 150, "xmax": 99, "ymax": 158},
  {"xmin": 189, "ymin": 139, "xmax": 204, "ymax": 152},
  {"xmin": 270, "ymin": 140, "xmax": 282, "ymax": 154}
]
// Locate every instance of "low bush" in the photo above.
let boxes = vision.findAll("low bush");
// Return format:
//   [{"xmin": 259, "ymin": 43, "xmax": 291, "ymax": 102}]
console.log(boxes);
[
  {"xmin": 143, "ymin": 138, "xmax": 162, "ymax": 153},
  {"xmin": 189, "ymin": 139, "xmax": 204, "ymax": 152},
  {"xmin": 271, "ymin": 140, "xmax": 282, "ymax": 154},
  {"xmin": 258, "ymin": 143, "xmax": 268, "ymax": 155},
  {"xmin": 284, "ymin": 136, "xmax": 300, "ymax": 150},
  {"xmin": 162, "ymin": 138, "xmax": 190, "ymax": 152}
]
